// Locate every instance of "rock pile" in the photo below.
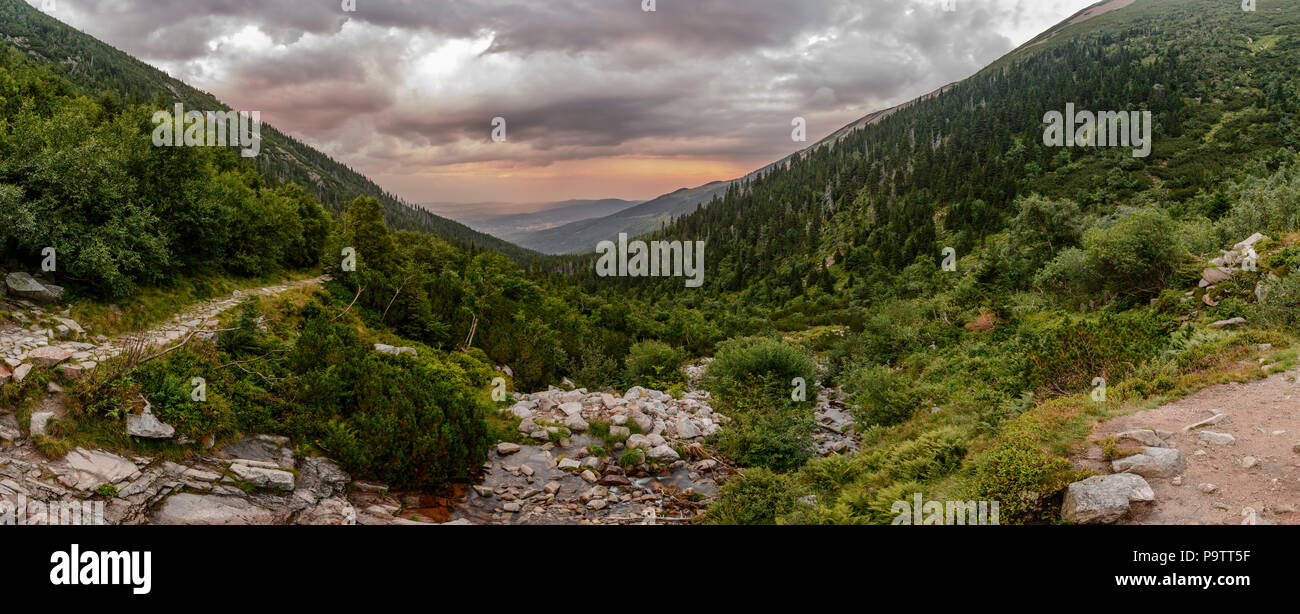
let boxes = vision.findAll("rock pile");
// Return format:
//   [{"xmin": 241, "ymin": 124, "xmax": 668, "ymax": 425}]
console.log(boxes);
[{"xmin": 0, "ymin": 431, "xmax": 417, "ymax": 525}]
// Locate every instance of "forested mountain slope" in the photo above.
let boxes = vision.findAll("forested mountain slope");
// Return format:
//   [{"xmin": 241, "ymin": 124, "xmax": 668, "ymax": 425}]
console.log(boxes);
[
  {"xmin": 0, "ymin": 0, "xmax": 538, "ymax": 261},
  {"xmin": 571, "ymin": 0, "xmax": 1298, "ymax": 306}
]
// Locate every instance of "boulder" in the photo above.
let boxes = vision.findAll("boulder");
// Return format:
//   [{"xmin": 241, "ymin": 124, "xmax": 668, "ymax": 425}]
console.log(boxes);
[
  {"xmin": 295, "ymin": 498, "xmax": 357, "ymax": 525},
  {"xmin": 151, "ymin": 494, "xmax": 284, "ymax": 525},
  {"xmin": 28, "ymin": 346, "xmax": 74, "ymax": 368},
  {"xmin": 626, "ymin": 434, "xmax": 653, "ymax": 450},
  {"xmin": 676, "ymin": 417, "xmax": 700, "ymax": 439},
  {"xmin": 229, "ymin": 463, "xmax": 296, "ymax": 491},
  {"xmin": 1116, "ymin": 429, "xmax": 1169, "ymax": 448},
  {"xmin": 564, "ymin": 414, "xmax": 589, "ymax": 433},
  {"xmin": 126, "ymin": 403, "xmax": 176, "ymax": 439},
  {"xmin": 29, "ymin": 411, "xmax": 54, "ymax": 437},
  {"xmin": 1233, "ymin": 233, "xmax": 1267, "ymax": 252},
  {"xmin": 1111, "ymin": 447, "xmax": 1187, "ymax": 478},
  {"xmin": 50, "ymin": 448, "xmax": 141, "ymax": 491},
  {"xmin": 373, "ymin": 344, "xmax": 418, "ymax": 357},
  {"xmin": 558, "ymin": 402, "xmax": 583, "ymax": 417},
  {"xmin": 496, "ymin": 442, "xmax": 522, "ymax": 456},
  {"xmin": 648, "ymin": 445, "xmax": 680, "ymax": 463},
  {"xmin": 1208, "ymin": 317, "xmax": 1247, "ymax": 329},
  {"xmin": 12, "ymin": 363, "xmax": 32, "ymax": 384},
  {"xmin": 1061, "ymin": 473, "xmax": 1155, "ymax": 524},
  {"xmin": 1201, "ymin": 267, "xmax": 1234, "ymax": 286},
  {"xmin": 5, "ymin": 272, "xmax": 62, "ymax": 304},
  {"xmin": 0, "ymin": 414, "xmax": 22, "ymax": 444}
]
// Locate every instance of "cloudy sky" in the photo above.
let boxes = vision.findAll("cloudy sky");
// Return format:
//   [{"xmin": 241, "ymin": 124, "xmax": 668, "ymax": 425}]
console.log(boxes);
[{"xmin": 31, "ymin": 0, "xmax": 1098, "ymax": 204}]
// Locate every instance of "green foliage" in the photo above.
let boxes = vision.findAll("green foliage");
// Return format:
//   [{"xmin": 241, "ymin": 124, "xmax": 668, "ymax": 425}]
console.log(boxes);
[
  {"xmin": 623, "ymin": 340, "xmax": 683, "ymax": 388},
  {"xmin": 710, "ymin": 376, "xmax": 817, "ymax": 472},
  {"xmin": 1016, "ymin": 311, "xmax": 1176, "ymax": 395},
  {"xmin": 841, "ymin": 363, "xmax": 921, "ymax": 427},
  {"xmin": 705, "ymin": 336, "xmax": 817, "ymax": 394},
  {"xmin": 704, "ymin": 468, "xmax": 800, "ymax": 525},
  {"xmin": 972, "ymin": 419, "xmax": 1082, "ymax": 524},
  {"xmin": 1257, "ymin": 273, "xmax": 1300, "ymax": 329}
]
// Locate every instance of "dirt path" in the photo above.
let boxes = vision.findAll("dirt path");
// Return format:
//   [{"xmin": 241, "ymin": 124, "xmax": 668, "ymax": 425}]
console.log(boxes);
[
  {"xmin": 1, "ymin": 276, "xmax": 326, "ymax": 377},
  {"xmin": 1075, "ymin": 368, "xmax": 1300, "ymax": 525}
]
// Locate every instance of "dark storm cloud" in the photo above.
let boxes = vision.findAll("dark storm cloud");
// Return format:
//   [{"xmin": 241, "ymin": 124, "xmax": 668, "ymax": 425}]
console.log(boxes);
[{"xmin": 35, "ymin": 0, "xmax": 1097, "ymax": 193}]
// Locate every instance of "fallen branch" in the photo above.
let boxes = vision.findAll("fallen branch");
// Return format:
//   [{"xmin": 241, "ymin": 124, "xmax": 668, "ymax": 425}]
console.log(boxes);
[{"xmin": 332, "ymin": 284, "xmax": 365, "ymax": 322}]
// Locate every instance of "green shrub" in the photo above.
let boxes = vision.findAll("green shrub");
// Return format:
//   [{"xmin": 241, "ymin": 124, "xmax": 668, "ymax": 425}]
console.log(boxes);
[
  {"xmin": 706, "ymin": 336, "xmax": 817, "ymax": 394},
  {"xmin": 711, "ymin": 376, "xmax": 817, "ymax": 472},
  {"xmin": 841, "ymin": 362, "xmax": 920, "ymax": 427},
  {"xmin": 1257, "ymin": 273, "xmax": 1300, "ymax": 329},
  {"xmin": 623, "ymin": 340, "xmax": 683, "ymax": 388},
  {"xmin": 1016, "ymin": 311, "xmax": 1176, "ymax": 395},
  {"xmin": 705, "ymin": 468, "xmax": 800, "ymax": 525}
]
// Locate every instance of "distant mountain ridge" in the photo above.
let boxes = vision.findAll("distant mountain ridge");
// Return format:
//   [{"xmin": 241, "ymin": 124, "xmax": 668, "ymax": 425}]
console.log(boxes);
[
  {"xmin": 0, "ymin": 0, "xmax": 538, "ymax": 261},
  {"xmin": 517, "ymin": 81, "xmax": 959, "ymax": 255},
  {"xmin": 423, "ymin": 198, "xmax": 641, "ymax": 244}
]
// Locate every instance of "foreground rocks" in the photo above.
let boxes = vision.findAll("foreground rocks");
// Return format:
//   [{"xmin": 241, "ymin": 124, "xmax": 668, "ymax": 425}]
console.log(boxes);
[
  {"xmin": 1062, "ymin": 473, "xmax": 1156, "ymax": 524},
  {"xmin": 0, "ymin": 430, "xmax": 416, "ymax": 525}
]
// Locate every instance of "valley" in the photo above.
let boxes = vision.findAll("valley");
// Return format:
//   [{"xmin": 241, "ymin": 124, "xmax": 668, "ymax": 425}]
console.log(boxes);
[{"xmin": 2, "ymin": 0, "xmax": 1300, "ymax": 529}]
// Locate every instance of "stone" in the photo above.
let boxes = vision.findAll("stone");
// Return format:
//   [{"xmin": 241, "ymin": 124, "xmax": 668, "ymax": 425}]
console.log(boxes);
[
  {"xmin": 0, "ymin": 414, "xmax": 21, "ymax": 444},
  {"xmin": 587, "ymin": 499, "xmax": 608, "ymax": 511},
  {"xmin": 1116, "ymin": 429, "xmax": 1168, "ymax": 448},
  {"xmin": 1233, "ymin": 233, "xmax": 1267, "ymax": 252},
  {"xmin": 558, "ymin": 402, "xmax": 583, "ymax": 417},
  {"xmin": 1242, "ymin": 456, "xmax": 1259, "ymax": 469},
  {"xmin": 53, "ymin": 318, "xmax": 84, "ymax": 339},
  {"xmin": 50, "ymin": 448, "xmax": 141, "ymax": 491},
  {"xmin": 56, "ymin": 362, "xmax": 90, "ymax": 381},
  {"xmin": 229, "ymin": 463, "xmax": 295, "ymax": 491},
  {"xmin": 1185, "ymin": 412, "xmax": 1230, "ymax": 430},
  {"xmin": 558, "ymin": 458, "xmax": 581, "ymax": 471},
  {"xmin": 1197, "ymin": 431, "xmax": 1236, "ymax": 446},
  {"xmin": 125, "ymin": 405, "xmax": 176, "ymax": 439},
  {"xmin": 12, "ymin": 363, "xmax": 32, "ymax": 384},
  {"xmin": 1111, "ymin": 447, "xmax": 1187, "ymax": 478},
  {"xmin": 296, "ymin": 498, "xmax": 357, "ymax": 525},
  {"xmin": 580, "ymin": 470, "xmax": 598, "ymax": 483},
  {"xmin": 0, "ymin": 363, "xmax": 9, "ymax": 385},
  {"xmin": 152, "ymin": 494, "xmax": 283, "ymax": 525},
  {"xmin": 502, "ymin": 502, "xmax": 521, "ymax": 513},
  {"xmin": 373, "ymin": 344, "xmax": 418, "ymax": 357},
  {"xmin": 508, "ymin": 402, "xmax": 533, "ymax": 419},
  {"xmin": 1208, "ymin": 317, "xmax": 1247, "ymax": 329},
  {"xmin": 1061, "ymin": 473, "xmax": 1155, "ymax": 524},
  {"xmin": 472, "ymin": 485, "xmax": 494, "ymax": 497},
  {"xmin": 626, "ymin": 434, "xmax": 652, "ymax": 450},
  {"xmin": 564, "ymin": 414, "xmax": 589, "ymax": 433},
  {"xmin": 496, "ymin": 442, "xmax": 521, "ymax": 456},
  {"xmin": 5, "ymin": 272, "xmax": 62, "ymax": 304},
  {"xmin": 676, "ymin": 418, "xmax": 700, "ymax": 439},
  {"xmin": 648, "ymin": 445, "xmax": 680, "ymax": 463},
  {"xmin": 609, "ymin": 426, "xmax": 631, "ymax": 439},
  {"xmin": 28, "ymin": 346, "xmax": 74, "ymax": 367},
  {"xmin": 1201, "ymin": 267, "xmax": 1234, "ymax": 285},
  {"xmin": 1199, "ymin": 483, "xmax": 1218, "ymax": 494},
  {"xmin": 29, "ymin": 411, "xmax": 54, "ymax": 437},
  {"xmin": 543, "ymin": 481, "xmax": 561, "ymax": 495}
]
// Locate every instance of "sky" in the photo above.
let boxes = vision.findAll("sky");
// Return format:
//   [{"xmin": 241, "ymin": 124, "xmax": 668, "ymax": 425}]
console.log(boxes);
[{"xmin": 30, "ymin": 0, "xmax": 1100, "ymax": 205}]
